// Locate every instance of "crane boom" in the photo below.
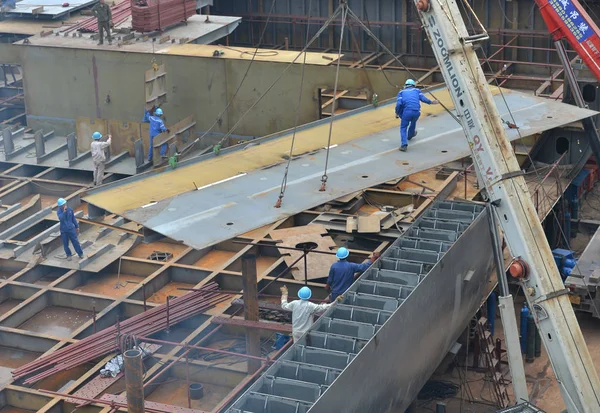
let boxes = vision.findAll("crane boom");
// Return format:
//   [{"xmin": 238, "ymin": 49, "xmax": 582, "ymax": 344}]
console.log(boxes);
[
  {"xmin": 534, "ymin": 0, "xmax": 600, "ymax": 81},
  {"xmin": 414, "ymin": 0, "xmax": 600, "ymax": 411}
]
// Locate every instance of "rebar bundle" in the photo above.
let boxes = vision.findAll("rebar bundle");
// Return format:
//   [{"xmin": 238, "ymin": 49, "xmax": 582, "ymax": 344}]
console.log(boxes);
[
  {"xmin": 62, "ymin": 1, "xmax": 132, "ymax": 34},
  {"xmin": 12, "ymin": 282, "xmax": 228, "ymax": 384}
]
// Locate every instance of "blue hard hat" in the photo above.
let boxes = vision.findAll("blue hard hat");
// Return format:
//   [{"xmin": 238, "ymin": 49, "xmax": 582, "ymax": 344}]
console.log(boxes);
[
  {"xmin": 298, "ymin": 286, "xmax": 312, "ymax": 300},
  {"xmin": 405, "ymin": 79, "xmax": 416, "ymax": 87},
  {"xmin": 57, "ymin": 198, "xmax": 66, "ymax": 207},
  {"xmin": 336, "ymin": 247, "xmax": 349, "ymax": 260},
  {"xmin": 154, "ymin": 108, "xmax": 163, "ymax": 116},
  {"xmin": 92, "ymin": 131, "xmax": 102, "ymax": 140}
]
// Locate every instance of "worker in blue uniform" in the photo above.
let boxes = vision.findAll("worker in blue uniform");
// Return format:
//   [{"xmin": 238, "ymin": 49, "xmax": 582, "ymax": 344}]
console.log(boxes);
[
  {"xmin": 326, "ymin": 247, "xmax": 379, "ymax": 301},
  {"xmin": 57, "ymin": 198, "xmax": 84, "ymax": 261},
  {"xmin": 395, "ymin": 79, "xmax": 439, "ymax": 152},
  {"xmin": 143, "ymin": 107, "xmax": 168, "ymax": 161}
]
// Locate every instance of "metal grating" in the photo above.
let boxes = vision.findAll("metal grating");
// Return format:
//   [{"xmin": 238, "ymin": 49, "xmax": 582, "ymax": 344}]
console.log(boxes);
[{"xmin": 226, "ymin": 200, "xmax": 485, "ymax": 413}]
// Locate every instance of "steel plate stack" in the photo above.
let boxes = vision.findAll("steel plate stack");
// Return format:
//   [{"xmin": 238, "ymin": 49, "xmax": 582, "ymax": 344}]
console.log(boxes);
[{"xmin": 132, "ymin": 0, "xmax": 196, "ymax": 33}]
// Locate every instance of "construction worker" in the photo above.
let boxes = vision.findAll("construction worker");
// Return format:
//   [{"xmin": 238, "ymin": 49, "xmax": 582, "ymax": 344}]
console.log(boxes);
[
  {"xmin": 90, "ymin": 131, "xmax": 112, "ymax": 186},
  {"xmin": 92, "ymin": 0, "xmax": 112, "ymax": 45},
  {"xmin": 57, "ymin": 198, "xmax": 84, "ymax": 261},
  {"xmin": 326, "ymin": 247, "xmax": 379, "ymax": 301},
  {"xmin": 395, "ymin": 79, "xmax": 439, "ymax": 152},
  {"xmin": 143, "ymin": 107, "xmax": 168, "ymax": 161},
  {"xmin": 280, "ymin": 285, "xmax": 341, "ymax": 342}
]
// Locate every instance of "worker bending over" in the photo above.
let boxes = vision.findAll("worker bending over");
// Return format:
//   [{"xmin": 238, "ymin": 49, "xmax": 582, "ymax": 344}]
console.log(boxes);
[
  {"xmin": 90, "ymin": 132, "xmax": 112, "ymax": 186},
  {"xmin": 57, "ymin": 198, "xmax": 84, "ymax": 261},
  {"xmin": 143, "ymin": 107, "xmax": 168, "ymax": 161},
  {"xmin": 281, "ymin": 286, "xmax": 341, "ymax": 342},
  {"xmin": 327, "ymin": 247, "xmax": 379, "ymax": 301},
  {"xmin": 92, "ymin": 0, "xmax": 112, "ymax": 45},
  {"xmin": 395, "ymin": 79, "xmax": 439, "ymax": 152}
]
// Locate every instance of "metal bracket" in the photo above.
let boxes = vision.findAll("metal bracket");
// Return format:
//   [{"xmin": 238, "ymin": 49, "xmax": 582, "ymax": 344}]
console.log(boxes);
[{"xmin": 534, "ymin": 288, "xmax": 570, "ymax": 305}]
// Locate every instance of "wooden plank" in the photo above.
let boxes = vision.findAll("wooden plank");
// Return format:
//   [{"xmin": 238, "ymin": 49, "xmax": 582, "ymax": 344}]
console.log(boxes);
[
  {"xmin": 269, "ymin": 225, "xmax": 337, "ymax": 281},
  {"xmin": 357, "ymin": 215, "xmax": 382, "ymax": 233},
  {"xmin": 211, "ymin": 317, "xmax": 293, "ymax": 334}
]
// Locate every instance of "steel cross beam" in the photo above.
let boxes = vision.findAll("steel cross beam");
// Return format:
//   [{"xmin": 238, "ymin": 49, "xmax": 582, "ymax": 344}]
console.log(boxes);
[{"xmin": 415, "ymin": 0, "xmax": 600, "ymax": 410}]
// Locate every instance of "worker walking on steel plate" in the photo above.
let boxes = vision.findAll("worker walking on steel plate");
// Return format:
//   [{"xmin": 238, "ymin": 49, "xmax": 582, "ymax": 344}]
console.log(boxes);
[
  {"xmin": 143, "ymin": 107, "xmax": 168, "ymax": 161},
  {"xmin": 57, "ymin": 198, "xmax": 84, "ymax": 261},
  {"xmin": 90, "ymin": 131, "xmax": 112, "ymax": 186},
  {"xmin": 92, "ymin": 0, "xmax": 113, "ymax": 46},
  {"xmin": 395, "ymin": 79, "xmax": 439, "ymax": 152},
  {"xmin": 281, "ymin": 285, "xmax": 341, "ymax": 342},
  {"xmin": 326, "ymin": 247, "xmax": 379, "ymax": 301}
]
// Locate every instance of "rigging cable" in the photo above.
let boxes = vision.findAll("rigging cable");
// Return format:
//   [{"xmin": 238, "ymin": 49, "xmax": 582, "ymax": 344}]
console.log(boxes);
[
  {"xmin": 320, "ymin": 3, "xmax": 347, "ymax": 192},
  {"xmin": 275, "ymin": 0, "xmax": 315, "ymax": 208}
]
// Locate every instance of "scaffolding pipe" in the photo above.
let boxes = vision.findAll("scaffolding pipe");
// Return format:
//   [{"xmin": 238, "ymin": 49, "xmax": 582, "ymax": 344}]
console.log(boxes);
[{"xmin": 124, "ymin": 349, "xmax": 145, "ymax": 413}]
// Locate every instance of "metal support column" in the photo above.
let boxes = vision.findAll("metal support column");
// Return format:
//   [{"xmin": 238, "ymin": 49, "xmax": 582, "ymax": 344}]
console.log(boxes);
[
  {"xmin": 124, "ymin": 349, "xmax": 145, "ymax": 413},
  {"xmin": 488, "ymin": 206, "xmax": 529, "ymax": 404},
  {"xmin": 242, "ymin": 254, "xmax": 261, "ymax": 374}
]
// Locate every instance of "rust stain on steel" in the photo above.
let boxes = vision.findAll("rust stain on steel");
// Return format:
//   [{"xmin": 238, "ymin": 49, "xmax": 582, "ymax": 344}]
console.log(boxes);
[{"xmin": 92, "ymin": 56, "xmax": 101, "ymax": 119}]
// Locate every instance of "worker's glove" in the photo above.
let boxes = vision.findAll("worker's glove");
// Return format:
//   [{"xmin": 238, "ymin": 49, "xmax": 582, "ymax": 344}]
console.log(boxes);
[
  {"xmin": 280, "ymin": 286, "xmax": 288, "ymax": 295},
  {"xmin": 335, "ymin": 295, "xmax": 344, "ymax": 303},
  {"xmin": 395, "ymin": 114, "xmax": 399, "ymax": 119},
  {"xmin": 371, "ymin": 252, "xmax": 380, "ymax": 262}
]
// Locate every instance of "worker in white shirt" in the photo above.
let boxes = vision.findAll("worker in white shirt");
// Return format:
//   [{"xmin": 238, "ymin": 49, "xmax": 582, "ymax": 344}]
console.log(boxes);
[
  {"xmin": 280, "ymin": 285, "xmax": 343, "ymax": 342},
  {"xmin": 90, "ymin": 132, "xmax": 112, "ymax": 186}
]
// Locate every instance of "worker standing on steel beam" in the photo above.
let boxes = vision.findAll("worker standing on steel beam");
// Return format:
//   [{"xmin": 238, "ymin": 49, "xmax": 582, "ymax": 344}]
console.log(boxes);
[
  {"xmin": 90, "ymin": 131, "xmax": 112, "ymax": 186},
  {"xmin": 395, "ymin": 79, "xmax": 439, "ymax": 152},
  {"xmin": 143, "ymin": 107, "xmax": 168, "ymax": 161},
  {"xmin": 281, "ymin": 286, "xmax": 341, "ymax": 342},
  {"xmin": 326, "ymin": 248, "xmax": 379, "ymax": 301},
  {"xmin": 57, "ymin": 198, "xmax": 84, "ymax": 261},
  {"xmin": 92, "ymin": 0, "xmax": 113, "ymax": 46}
]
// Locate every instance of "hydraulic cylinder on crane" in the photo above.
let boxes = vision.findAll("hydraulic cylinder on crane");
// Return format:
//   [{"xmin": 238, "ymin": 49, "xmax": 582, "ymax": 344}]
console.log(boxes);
[{"xmin": 413, "ymin": 0, "xmax": 600, "ymax": 411}]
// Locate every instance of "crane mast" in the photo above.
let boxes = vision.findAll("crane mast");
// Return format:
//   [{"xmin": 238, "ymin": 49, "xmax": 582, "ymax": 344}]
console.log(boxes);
[{"xmin": 413, "ymin": 0, "xmax": 600, "ymax": 411}]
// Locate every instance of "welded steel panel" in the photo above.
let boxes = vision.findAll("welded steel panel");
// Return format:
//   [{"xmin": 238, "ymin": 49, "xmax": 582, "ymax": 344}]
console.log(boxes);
[
  {"xmin": 84, "ymin": 89, "xmax": 597, "ymax": 251},
  {"xmin": 226, "ymin": 201, "xmax": 494, "ymax": 413}
]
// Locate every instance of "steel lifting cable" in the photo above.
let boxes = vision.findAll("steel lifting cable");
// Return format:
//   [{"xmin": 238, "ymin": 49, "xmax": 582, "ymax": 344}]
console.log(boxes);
[
  {"xmin": 345, "ymin": 6, "xmax": 461, "ymax": 124},
  {"xmin": 320, "ymin": 4, "xmax": 348, "ymax": 192},
  {"xmin": 275, "ymin": 0, "xmax": 315, "ymax": 208}
]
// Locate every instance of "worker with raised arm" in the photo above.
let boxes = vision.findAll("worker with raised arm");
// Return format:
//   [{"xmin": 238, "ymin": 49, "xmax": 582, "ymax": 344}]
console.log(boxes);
[
  {"xmin": 57, "ymin": 198, "xmax": 84, "ymax": 261},
  {"xmin": 395, "ymin": 79, "xmax": 439, "ymax": 152},
  {"xmin": 90, "ymin": 132, "xmax": 112, "ymax": 186},
  {"xmin": 281, "ymin": 285, "xmax": 341, "ymax": 342},
  {"xmin": 326, "ymin": 247, "xmax": 379, "ymax": 301},
  {"xmin": 143, "ymin": 107, "xmax": 168, "ymax": 161},
  {"xmin": 92, "ymin": 0, "xmax": 112, "ymax": 45}
]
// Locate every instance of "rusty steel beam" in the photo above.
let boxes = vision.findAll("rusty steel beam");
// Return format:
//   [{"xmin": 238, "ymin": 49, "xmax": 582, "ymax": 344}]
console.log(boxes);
[{"xmin": 242, "ymin": 254, "xmax": 261, "ymax": 373}]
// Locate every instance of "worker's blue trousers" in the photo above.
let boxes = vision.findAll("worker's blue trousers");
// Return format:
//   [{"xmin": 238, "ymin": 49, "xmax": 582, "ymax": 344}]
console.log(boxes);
[
  {"xmin": 400, "ymin": 110, "xmax": 420, "ymax": 147},
  {"xmin": 148, "ymin": 134, "xmax": 168, "ymax": 161},
  {"xmin": 61, "ymin": 229, "xmax": 83, "ymax": 258}
]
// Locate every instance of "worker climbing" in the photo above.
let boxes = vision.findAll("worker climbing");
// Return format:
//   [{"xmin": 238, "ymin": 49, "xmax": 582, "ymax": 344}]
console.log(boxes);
[
  {"xmin": 143, "ymin": 107, "xmax": 168, "ymax": 161},
  {"xmin": 90, "ymin": 131, "xmax": 112, "ymax": 186},
  {"xmin": 395, "ymin": 79, "xmax": 439, "ymax": 152},
  {"xmin": 92, "ymin": 0, "xmax": 112, "ymax": 46},
  {"xmin": 280, "ymin": 285, "xmax": 341, "ymax": 342},
  {"xmin": 326, "ymin": 247, "xmax": 379, "ymax": 301},
  {"xmin": 57, "ymin": 198, "xmax": 84, "ymax": 261}
]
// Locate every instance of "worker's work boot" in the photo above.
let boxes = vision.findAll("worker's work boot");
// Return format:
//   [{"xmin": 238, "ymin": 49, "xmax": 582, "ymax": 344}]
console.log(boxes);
[
  {"xmin": 97, "ymin": 42, "xmax": 103, "ymax": 46},
  {"xmin": 66, "ymin": 255, "xmax": 72, "ymax": 261},
  {"xmin": 400, "ymin": 145, "xmax": 407, "ymax": 152}
]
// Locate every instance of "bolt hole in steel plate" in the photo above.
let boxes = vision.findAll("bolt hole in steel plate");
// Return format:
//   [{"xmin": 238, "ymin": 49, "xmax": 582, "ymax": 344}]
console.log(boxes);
[
  {"xmin": 226, "ymin": 222, "xmax": 234, "ymax": 226},
  {"xmin": 362, "ymin": 175, "xmax": 369, "ymax": 178},
  {"xmin": 441, "ymin": 150, "xmax": 448, "ymax": 153},
  {"xmin": 547, "ymin": 116, "xmax": 553, "ymax": 118},
  {"xmin": 402, "ymin": 162, "xmax": 409, "ymax": 165}
]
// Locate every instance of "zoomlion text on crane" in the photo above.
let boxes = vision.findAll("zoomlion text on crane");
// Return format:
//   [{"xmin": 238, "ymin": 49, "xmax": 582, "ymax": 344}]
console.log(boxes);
[{"xmin": 427, "ymin": 14, "xmax": 476, "ymax": 131}]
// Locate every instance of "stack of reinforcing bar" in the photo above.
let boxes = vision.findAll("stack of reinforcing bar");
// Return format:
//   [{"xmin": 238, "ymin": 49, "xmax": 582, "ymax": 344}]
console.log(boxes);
[
  {"xmin": 12, "ymin": 282, "xmax": 229, "ymax": 384},
  {"xmin": 131, "ymin": 0, "xmax": 196, "ymax": 33}
]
